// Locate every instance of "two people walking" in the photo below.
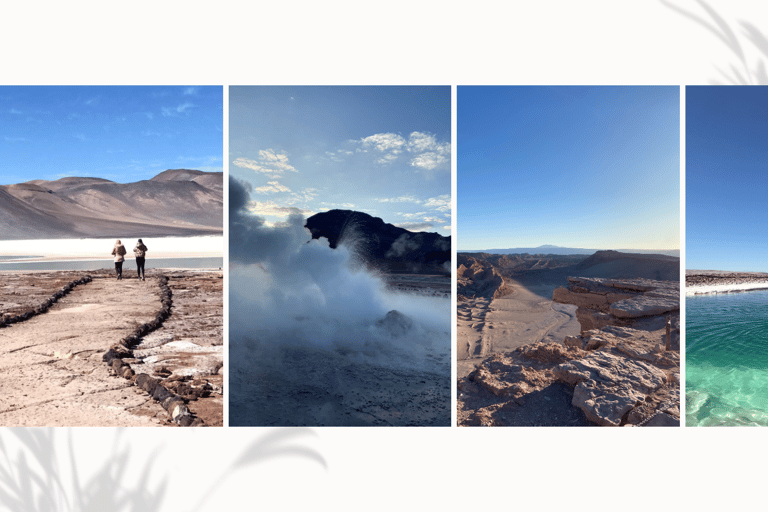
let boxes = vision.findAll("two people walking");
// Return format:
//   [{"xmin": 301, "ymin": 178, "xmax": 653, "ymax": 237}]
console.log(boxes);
[{"xmin": 111, "ymin": 239, "xmax": 148, "ymax": 280}]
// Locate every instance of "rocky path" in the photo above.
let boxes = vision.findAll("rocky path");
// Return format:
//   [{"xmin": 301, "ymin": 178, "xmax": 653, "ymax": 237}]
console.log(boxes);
[
  {"xmin": 0, "ymin": 277, "xmax": 169, "ymax": 426},
  {"xmin": 457, "ymin": 281, "xmax": 580, "ymax": 379}
]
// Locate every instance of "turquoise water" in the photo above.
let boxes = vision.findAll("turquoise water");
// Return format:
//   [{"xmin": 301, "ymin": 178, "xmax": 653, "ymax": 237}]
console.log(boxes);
[{"xmin": 687, "ymin": 290, "xmax": 768, "ymax": 426}]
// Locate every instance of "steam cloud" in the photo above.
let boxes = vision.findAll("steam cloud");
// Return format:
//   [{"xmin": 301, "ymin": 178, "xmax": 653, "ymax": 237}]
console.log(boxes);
[{"xmin": 229, "ymin": 177, "xmax": 450, "ymax": 426}]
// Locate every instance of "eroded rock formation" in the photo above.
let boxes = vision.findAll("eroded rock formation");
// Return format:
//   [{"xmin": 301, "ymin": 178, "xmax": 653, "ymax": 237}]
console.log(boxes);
[
  {"xmin": 553, "ymin": 277, "xmax": 679, "ymax": 333},
  {"xmin": 458, "ymin": 276, "xmax": 680, "ymax": 427},
  {"xmin": 457, "ymin": 258, "xmax": 510, "ymax": 299}
]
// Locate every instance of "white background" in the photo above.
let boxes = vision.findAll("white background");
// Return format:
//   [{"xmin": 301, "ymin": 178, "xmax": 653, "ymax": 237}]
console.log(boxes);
[{"xmin": 2, "ymin": 1, "xmax": 767, "ymax": 510}]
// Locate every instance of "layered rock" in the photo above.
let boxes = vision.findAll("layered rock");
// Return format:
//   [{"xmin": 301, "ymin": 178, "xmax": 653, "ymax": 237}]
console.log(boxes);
[
  {"xmin": 553, "ymin": 277, "xmax": 679, "ymax": 333},
  {"xmin": 550, "ymin": 277, "xmax": 680, "ymax": 426},
  {"xmin": 460, "ymin": 325, "xmax": 680, "ymax": 427},
  {"xmin": 457, "ymin": 257, "xmax": 511, "ymax": 299},
  {"xmin": 458, "ymin": 276, "xmax": 680, "ymax": 427}
]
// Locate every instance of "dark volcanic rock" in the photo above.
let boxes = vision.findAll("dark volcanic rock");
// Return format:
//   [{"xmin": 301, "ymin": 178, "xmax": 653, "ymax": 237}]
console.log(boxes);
[{"xmin": 305, "ymin": 209, "xmax": 449, "ymax": 273}]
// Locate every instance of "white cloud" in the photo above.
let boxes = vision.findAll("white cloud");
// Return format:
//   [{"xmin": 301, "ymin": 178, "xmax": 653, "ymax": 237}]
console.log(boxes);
[
  {"xmin": 396, "ymin": 221, "xmax": 436, "ymax": 232},
  {"xmin": 325, "ymin": 151, "xmax": 344, "ymax": 162},
  {"xmin": 397, "ymin": 211, "xmax": 428, "ymax": 219},
  {"xmin": 360, "ymin": 132, "xmax": 406, "ymax": 153},
  {"xmin": 376, "ymin": 195, "xmax": 421, "ymax": 204},
  {"xmin": 245, "ymin": 200, "xmax": 311, "ymax": 218},
  {"xmin": 410, "ymin": 152, "xmax": 449, "ymax": 171},
  {"xmin": 289, "ymin": 188, "xmax": 318, "ymax": 202},
  {"xmin": 424, "ymin": 195, "xmax": 451, "ymax": 212},
  {"xmin": 350, "ymin": 131, "xmax": 450, "ymax": 170},
  {"xmin": 4, "ymin": 136, "xmax": 27, "ymax": 142},
  {"xmin": 321, "ymin": 202, "xmax": 355, "ymax": 209},
  {"xmin": 183, "ymin": 87, "xmax": 198, "ymax": 96},
  {"xmin": 252, "ymin": 181, "xmax": 291, "ymax": 194},
  {"xmin": 233, "ymin": 150, "xmax": 298, "ymax": 175},
  {"xmin": 406, "ymin": 132, "xmax": 450, "ymax": 171},
  {"xmin": 161, "ymin": 102, "xmax": 194, "ymax": 117}
]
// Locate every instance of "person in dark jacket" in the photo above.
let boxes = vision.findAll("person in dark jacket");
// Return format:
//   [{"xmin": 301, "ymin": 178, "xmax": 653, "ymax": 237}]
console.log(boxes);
[
  {"xmin": 134, "ymin": 239, "xmax": 148, "ymax": 281},
  {"xmin": 111, "ymin": 240, "xmax": 127, "ymax": 280}
]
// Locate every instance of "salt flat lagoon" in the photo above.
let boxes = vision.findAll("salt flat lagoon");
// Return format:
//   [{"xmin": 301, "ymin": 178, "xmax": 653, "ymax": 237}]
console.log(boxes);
[
  {"xmin": 0, "ymin": 236, "xmax": 222, "ymax": 271},
  {"xmin": 687, "ymin": 289, "xmax": 768, "ymax": 426}
]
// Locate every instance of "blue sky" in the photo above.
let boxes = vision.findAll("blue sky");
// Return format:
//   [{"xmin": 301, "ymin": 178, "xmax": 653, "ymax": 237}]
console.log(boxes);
[
  {"xmin": 0, "ymin": 86, "xmax": 222, "ymax": 184},
  {"xmin": 458, "ymin": 86, "xmax": 680, "ymax": 251},
  {"xmin": 687, "ymin": 86, "xmax": 768, "ymax": 271},
  {"xmin": 229, "ymin": 86, "xmax": 451, "ymax": 235}
]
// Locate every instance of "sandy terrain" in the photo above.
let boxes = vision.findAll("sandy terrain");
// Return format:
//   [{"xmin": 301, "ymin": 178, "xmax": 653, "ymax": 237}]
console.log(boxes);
[
  {"xmin": 0, "ymin": 269, "xmax": 222, "ymax": 426},
  {"xmin": 457, "ymin": 275, "xmax": 579, "ymax": 379},
  {"xmin": 458, "ymin": 252, "xmax": 680, "ymax": 426}
]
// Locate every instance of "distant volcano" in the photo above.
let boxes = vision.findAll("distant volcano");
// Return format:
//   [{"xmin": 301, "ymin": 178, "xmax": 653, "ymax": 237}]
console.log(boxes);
[
  {"xmin": 305, "ymin": 209, "xmax": 450, "ymax": 273},
  {"xmin": 0, "ymin": 169, "xmax": 222, "ymax": 239}
]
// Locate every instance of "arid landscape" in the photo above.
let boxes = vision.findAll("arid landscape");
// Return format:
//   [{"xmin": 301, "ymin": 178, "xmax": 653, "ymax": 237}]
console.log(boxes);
[
  {"xmin": 0, "ymin": 268, "xmax": 222, "ymax": 426},
  {"xmin": 457, "ymin": 250, "xmax": 680, "ymax": 426},
  {"xmin": 0, "ymin": 168, "xmax": 224, "ymax": 427},
  {"xmin": 0, "ymin": 169, "xmax": 222, "ymax": 239}
]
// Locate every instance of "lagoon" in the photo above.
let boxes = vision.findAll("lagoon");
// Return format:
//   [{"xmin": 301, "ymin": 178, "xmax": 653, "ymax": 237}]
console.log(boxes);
[{"xmin": 687, "ymin": 289, "xmax": 768, "ymax": 426}]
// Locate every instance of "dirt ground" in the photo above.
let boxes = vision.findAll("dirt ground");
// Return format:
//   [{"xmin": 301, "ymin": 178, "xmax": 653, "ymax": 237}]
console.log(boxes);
[
  {"xmin": 0, "ymin": 268, "xmax": 222, "ymax": 426},
  {"xmin": 457, "ymin": 276, "xmax": 579, "ymax": 379}
]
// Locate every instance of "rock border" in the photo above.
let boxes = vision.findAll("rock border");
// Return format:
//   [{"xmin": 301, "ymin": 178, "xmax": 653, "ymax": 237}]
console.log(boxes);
[
  {"xmin": 0, "ymin": 276, "xmax": 93, "ymax": 327},
  {"xmin": 102, "ymin": 275, "xmax": 202, "ymax": 427}
]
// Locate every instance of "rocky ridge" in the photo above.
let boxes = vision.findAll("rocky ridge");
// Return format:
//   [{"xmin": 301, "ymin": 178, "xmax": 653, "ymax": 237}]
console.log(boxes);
[
  {"xmin": 457, "ymin": 257, "xmax": 511, "ymax": 299},
  {"xmin": 459, "ymin": 276, "xmax": 680, "ymax": 427},
  {"xmin": 305, "ymin": 209, "xmax": 450, "ymax": 274}
]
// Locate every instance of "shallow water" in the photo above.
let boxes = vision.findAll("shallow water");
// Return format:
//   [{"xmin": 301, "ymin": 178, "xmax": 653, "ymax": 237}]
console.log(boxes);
[
  {"xmin": 687, "ymin": 290, "xmax": 768, "ymax": 426},
  {"xmin": 0, "ymin": 257, "xmax": 223, "ymax": 271}
]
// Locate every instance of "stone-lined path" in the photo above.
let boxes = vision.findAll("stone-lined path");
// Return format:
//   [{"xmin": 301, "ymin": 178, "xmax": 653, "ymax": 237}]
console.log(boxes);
[{"xmin": 0, "ymin": 277, "xmax": 168, "ymax": 426}]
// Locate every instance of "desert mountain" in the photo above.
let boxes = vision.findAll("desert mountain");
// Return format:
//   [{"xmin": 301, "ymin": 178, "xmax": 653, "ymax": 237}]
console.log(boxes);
[
  {"xmin": 0, "ymin": 169, "xmax": 222, "ymax": 240},
  {"xmin": 305, "ymin": 209, "xmax": 450, "ymax": 273},
  {"xmin": 459, "ymin": 249, "xmax": 679, "ymax": 286},
  {"xmin": 459, "ymin": 245, "xmax": 679, "ymax": 257}
]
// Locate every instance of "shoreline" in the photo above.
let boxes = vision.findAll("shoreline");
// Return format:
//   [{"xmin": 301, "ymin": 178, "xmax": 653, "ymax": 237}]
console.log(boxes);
[
  {"xmin": 0, "ymin": 254, "xmax": 222, "ymax": 263},
  {"xmin": 686, "ymin": 282, "xmax": 768, "ymax": 296},
  {"xmin": 686, "ymin": 271, "xmax": 768, "ymax": 296}
]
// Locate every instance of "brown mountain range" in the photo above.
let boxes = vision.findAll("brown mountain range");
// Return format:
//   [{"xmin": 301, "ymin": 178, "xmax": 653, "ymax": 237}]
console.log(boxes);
[{"xmin": 0, "ymin": 169, "xmax": 222, "ymax": 239}]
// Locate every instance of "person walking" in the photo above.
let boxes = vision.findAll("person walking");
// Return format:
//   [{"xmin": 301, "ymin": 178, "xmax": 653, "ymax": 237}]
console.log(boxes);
[
  {"xmin": 111, "ymin": 239, "xmax": 127, "ymax": 280},
  {"xmin": 134, "ymin": 238, "xmax": 148, "ymax": 281}
]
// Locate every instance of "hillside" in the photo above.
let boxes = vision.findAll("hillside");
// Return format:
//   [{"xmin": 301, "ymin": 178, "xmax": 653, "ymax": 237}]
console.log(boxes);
[
  {"xmin": 305, "ymin": 209, "xmax": 450, "ymax": 273},
  {"xmin": 0, "ymin": 169, "xmax": 222, "ymax": 239}
]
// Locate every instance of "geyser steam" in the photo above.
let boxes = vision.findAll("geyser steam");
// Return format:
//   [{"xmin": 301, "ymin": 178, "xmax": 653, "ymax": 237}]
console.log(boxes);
[{"xmin": 229, "ymin": 177, "xmax": 450, "ymax": 425}]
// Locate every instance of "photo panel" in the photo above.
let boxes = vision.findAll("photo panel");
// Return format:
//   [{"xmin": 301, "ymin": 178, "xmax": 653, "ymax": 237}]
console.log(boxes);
[
  {"xmin": 457, "ymin": 86, "xmax": 681, "ymax": 427},
  {"xmin": 0, "ymin": 85, "xmax": 224, "ymax": 427},
  {"xmin": 228, "ymin": 86, "xmax": 451, "ymax": 426}
]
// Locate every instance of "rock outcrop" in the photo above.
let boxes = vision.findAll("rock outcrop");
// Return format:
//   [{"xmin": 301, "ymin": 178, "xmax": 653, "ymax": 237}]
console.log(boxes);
[
  {"xmin": 550, "ymin": 277, "xmax": 680, "ymax": 426},
  {"xmin": 458, "ymin": 276, "xmax": 680, "ymax": 427},
  {"xmin": 553, "ymin": 277, "xmax": 679, "ymax": 333},
  {"xmin": 304, "ymin": 209, "xmax": 449, "ymax": 273},
  {"xmin": 457, "ymin": 257, "xmax": 511, "ymax": 299}
]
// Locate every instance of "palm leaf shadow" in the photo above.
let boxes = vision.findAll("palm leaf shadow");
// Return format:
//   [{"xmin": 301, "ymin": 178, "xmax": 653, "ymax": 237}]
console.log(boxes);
[
  {"xmin": 0, "ymin": 429, "xmax": 168, "ymax": 512},
  {"xmin": 189, "ymin": 428, "xmax": 327, "ymax": 512},
  {"xmin": 659, "ymin": 0, "xmax": 768, "ymax": 84}
]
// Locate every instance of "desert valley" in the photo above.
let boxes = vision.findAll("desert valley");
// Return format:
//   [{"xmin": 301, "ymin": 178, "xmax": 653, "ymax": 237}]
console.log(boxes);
[
  {"xmin": 457, "ymin": 248, "xmax": 680, "ymax": 426},
  {"xmin": 0, "ymin": 169, "xmax": 224, "ymax": 427}
]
